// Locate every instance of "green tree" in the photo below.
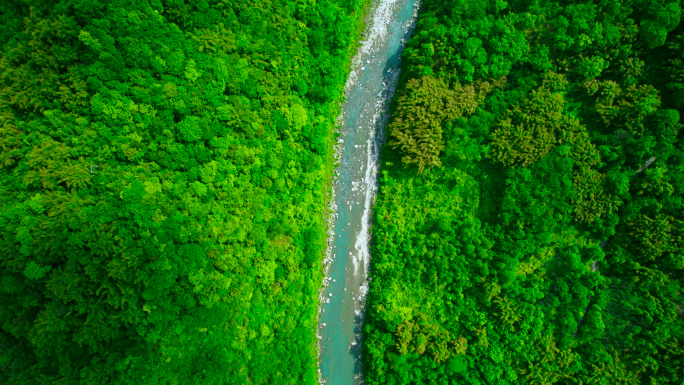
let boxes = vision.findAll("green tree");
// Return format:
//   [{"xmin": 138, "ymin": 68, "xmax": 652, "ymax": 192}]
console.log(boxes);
[{"xmin": 389, "ymin": 75, "xmax": 503, "ymax": 173}]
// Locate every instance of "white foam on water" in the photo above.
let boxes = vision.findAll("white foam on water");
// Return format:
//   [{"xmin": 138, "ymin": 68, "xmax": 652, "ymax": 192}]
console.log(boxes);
[
  {"xmin": 359, "ymin": 281, "xmax": 369, "ymax": 297},
  {"xmin": 352, "ymin": 116, "xmax": 377, "ymax": 276}
]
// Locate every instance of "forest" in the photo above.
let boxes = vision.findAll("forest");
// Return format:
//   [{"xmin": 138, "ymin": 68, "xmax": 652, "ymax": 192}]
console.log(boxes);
[
  {"xmin": 364, "ymin": 0, "xmax": 684, "ymax": 383},
  {"xmin": 2, "ymin": 0, "xmax": 684, "ymax": 384},
  {"xmin": 0, "ymin": 0, "xmax": 371, "ymax": 383}
]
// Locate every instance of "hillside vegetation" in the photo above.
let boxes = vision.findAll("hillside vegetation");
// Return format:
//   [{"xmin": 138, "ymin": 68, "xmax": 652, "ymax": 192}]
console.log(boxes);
[
  {"xmin": 365, "ymin": 0, "xmax": 684, "ymax": 383},
  {"xmin": 0, "ymin": 0, "xmax": 370, "ymax": 383}
]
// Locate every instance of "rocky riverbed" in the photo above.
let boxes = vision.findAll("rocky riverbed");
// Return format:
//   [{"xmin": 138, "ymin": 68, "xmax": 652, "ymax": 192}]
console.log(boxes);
[{"xmin": 316, "ymin": 0, "xmax": 421, "ymax": 383}]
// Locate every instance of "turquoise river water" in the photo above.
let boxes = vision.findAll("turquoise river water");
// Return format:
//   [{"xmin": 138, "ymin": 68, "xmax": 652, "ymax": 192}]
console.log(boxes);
[{"xmin": 317, "ymin": 0, "xmax": 420, "ymax": 383}]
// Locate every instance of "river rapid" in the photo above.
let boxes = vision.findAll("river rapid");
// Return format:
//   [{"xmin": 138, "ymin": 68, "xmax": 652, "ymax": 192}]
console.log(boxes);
[{"xmin": 316, "ymin": 0, "xmax": 420, "ymax": 383}]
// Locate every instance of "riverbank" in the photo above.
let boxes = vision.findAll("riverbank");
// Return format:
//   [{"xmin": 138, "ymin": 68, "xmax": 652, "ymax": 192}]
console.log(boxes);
[{"xmin": 315, "ymin": 0, "xmax": 375, "ymax": 381}]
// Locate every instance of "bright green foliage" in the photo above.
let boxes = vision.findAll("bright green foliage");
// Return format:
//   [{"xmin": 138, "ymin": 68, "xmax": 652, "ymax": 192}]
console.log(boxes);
[
  {"xmin": 365, "ymin": 0, "xmax": 684, "ymax": 383},
  {"xmin": 0, "ymin": 0, "xmax": 371, "ymax": 383},
  {"xmin": 489, "ymin": 71, "xmax": 571, "ymax": 168},
  {"xmin": 387, "ymin": 75, "xmax": 503, "ymax": 173},
  {"xmin": 488, "ymin": 70, "xmax": 620, "ymax": 224}
]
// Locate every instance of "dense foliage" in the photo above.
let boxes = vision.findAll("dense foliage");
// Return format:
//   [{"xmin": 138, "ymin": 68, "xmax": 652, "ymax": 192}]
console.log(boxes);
[
  {"xmin": 365, "ymin": 0, "xmax": 684, "ymax": 383},
  {"xmin": 0, "ymin": 0, "xmax": 371, "ymax": 383}
]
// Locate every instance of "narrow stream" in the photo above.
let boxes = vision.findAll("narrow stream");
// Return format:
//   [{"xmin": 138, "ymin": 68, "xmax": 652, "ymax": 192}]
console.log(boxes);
[{"xmin": 316, "ymin": 0, "xmax": 420, "ymax": 383}]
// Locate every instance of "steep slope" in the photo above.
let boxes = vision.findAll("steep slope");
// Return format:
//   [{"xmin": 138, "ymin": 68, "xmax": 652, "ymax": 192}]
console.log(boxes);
[
  {"xmin": 0, "ymin": 0, "xmax": 371, "ymax": 383},
  {"xmin": 364, "ymin": 0, "xmax": 684, "ymax": 383}
]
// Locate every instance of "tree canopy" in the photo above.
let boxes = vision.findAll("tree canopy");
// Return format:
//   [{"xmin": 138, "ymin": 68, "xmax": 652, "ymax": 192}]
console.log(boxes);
[
  {"xmin": 0, "ymin": 0, "xmax": 371, "ymax": 383},
  {"xmin": 366, "ymin": 0, "xmax": 684, "ymax": 383}
]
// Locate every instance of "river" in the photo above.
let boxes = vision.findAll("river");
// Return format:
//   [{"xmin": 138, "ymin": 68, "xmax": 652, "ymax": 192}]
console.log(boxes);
[{"xmin": 316, "ymin": 0, "xmax": 420, "ymax": 383}]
